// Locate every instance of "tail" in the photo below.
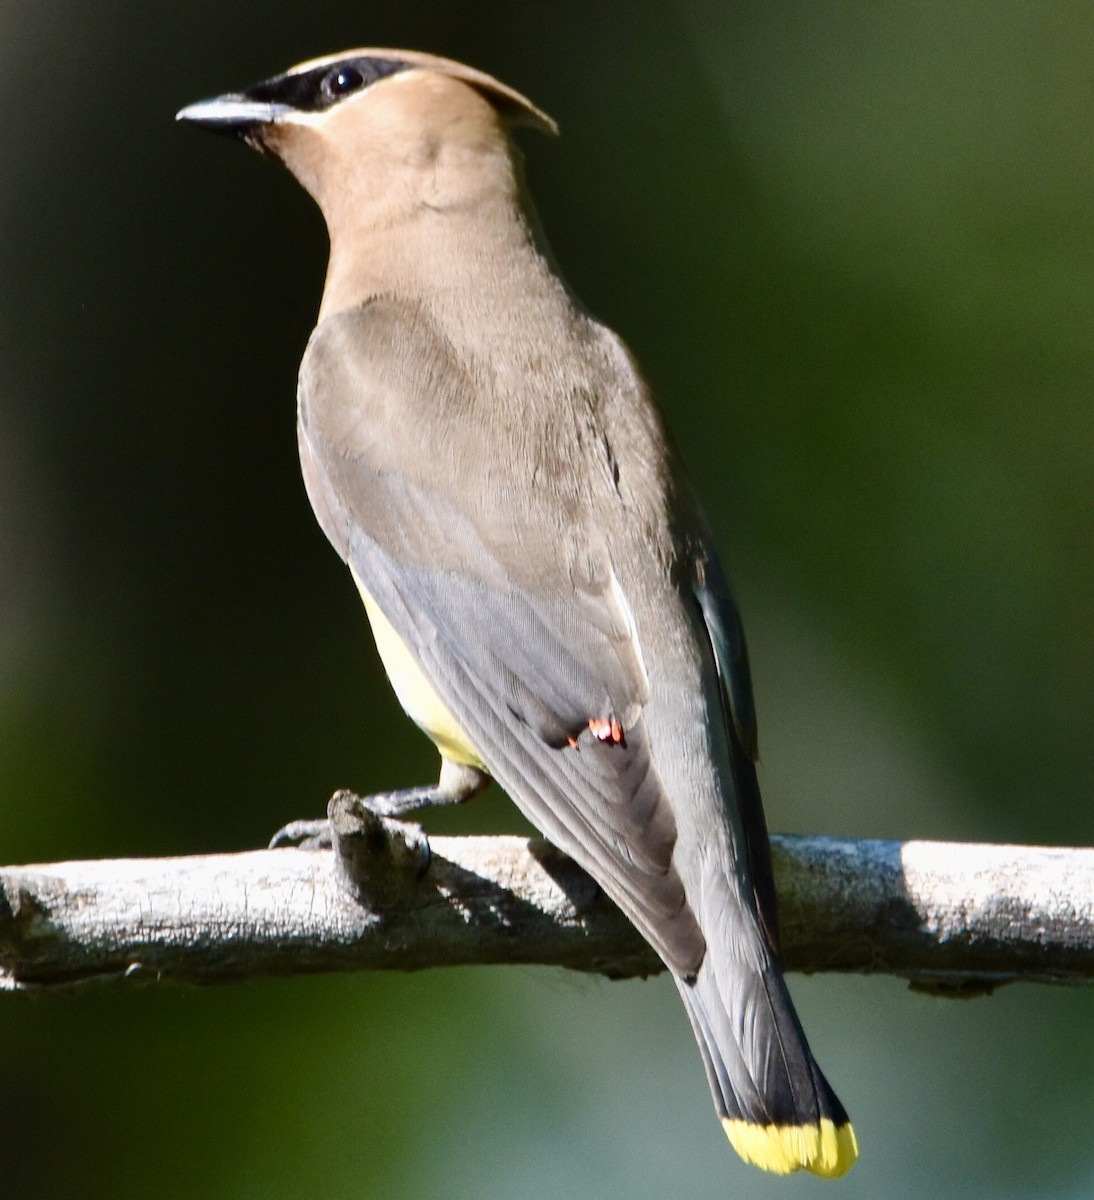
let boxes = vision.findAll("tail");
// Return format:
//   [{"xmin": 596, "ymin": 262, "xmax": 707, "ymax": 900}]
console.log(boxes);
[{"xmin": 676, "ymin": 960, "xmax": 858, "ymax": 1177}]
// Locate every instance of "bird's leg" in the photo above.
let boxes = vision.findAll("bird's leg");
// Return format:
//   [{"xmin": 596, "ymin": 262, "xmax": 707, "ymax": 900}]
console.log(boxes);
[{"xmin": 268, "ymin": 759, "xmax": 490, "ymax": 848}]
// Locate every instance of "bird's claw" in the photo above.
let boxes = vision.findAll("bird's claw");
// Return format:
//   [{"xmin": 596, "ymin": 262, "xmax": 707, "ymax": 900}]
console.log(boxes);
[{"xmin": 268, "ymin": 817, "xmax": 332, "ymax": 849}]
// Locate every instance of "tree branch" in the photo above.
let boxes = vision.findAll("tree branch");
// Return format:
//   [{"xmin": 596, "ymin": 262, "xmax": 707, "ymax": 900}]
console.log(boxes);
[{"xmin": 2, "ymin": 793, "xmax": 1092, "ymax": 994}]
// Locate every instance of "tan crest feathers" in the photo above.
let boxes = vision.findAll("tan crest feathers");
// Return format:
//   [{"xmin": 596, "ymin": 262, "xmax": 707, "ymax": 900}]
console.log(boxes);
[{"xmin": 289, "ymin": 48, "xmax": 558, "ymax": 135}]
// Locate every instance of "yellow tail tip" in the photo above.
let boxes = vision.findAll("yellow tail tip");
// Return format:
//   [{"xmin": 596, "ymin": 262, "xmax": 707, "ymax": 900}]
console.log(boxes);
[{"xmin": 722, "ymin": 1116, "xmax": 859, "ymax": 1178}]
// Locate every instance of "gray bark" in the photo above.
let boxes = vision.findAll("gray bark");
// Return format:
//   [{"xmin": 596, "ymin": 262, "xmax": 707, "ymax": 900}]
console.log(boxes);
[{"xmin": 2, "ymin": 793, "xmax": 1092, "ymax": 994}]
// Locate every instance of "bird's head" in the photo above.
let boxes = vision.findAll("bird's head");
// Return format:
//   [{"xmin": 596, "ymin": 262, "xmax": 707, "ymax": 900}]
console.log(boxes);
[{"xmin": 177, "ymin": 50, "xmax": 556, "ymax": 220}]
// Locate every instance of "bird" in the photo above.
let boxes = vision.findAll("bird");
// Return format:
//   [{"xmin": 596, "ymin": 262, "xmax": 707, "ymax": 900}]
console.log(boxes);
[{"xmin": 177, "ymin": 49, "xmax": 857, "ymax": 1177}]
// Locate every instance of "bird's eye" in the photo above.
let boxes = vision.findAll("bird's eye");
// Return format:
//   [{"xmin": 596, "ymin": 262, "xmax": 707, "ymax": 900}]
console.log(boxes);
[{"xmin": 324, "ymin": 65, "xmax": 365, "ymax": 98}]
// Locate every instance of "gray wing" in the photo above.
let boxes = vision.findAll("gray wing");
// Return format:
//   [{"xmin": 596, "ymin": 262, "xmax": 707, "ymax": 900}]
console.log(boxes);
[
  {"xmin": 693, "ymin": 538, "xmax": 758, "ymax": 763},
  {"xmin": 298, "ymin": 297, "xmax": 705, "ymax": 976},
  {"xmin": 690, "ymin": 525, "xmax": 781, "ymax": 952}
]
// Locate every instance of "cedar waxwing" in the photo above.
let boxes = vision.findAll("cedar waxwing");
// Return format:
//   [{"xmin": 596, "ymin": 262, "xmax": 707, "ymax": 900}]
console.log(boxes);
[{"xmin": 177, "ymin": 50, "xmax": 857, "ymax": 1177}]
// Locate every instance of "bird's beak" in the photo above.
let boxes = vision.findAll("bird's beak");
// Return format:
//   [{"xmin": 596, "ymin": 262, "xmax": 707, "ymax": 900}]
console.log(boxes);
[{"xmin": 176, "ymin": 95, "xmax": 293, "ymax": 138}]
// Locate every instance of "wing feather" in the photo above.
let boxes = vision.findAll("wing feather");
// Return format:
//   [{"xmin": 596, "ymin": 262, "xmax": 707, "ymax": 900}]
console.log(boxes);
[{"xmin": 300, "ymin": 298, "xmax": 704, "ymax": 975}]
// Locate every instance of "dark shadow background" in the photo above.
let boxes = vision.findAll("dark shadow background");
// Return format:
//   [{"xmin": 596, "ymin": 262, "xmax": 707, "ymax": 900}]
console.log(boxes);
[{"xmin": 2, "ymin": 3, "xmax": 1092, "ymax": 1197}]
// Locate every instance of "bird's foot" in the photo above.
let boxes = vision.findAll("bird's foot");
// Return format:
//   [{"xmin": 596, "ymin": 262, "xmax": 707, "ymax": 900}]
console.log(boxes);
[
  {"xmin": 268, "ymin": 784, "xmax": 456, "ymax": 849},
  {"xmin": 268, "ymin": 817, "xmax": 332, "ymax": 849}
]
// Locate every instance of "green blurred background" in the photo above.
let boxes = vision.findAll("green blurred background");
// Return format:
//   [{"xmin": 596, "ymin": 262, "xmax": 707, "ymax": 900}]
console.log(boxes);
[{"xmin": 2, "ymin": 2, "xmax": 1092, "ymax": 1197}]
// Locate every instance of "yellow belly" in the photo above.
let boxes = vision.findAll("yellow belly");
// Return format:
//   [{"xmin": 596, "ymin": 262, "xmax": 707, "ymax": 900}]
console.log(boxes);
[{"xmin": 351, "ymin": 568, "xmax": 486, "ymax": 770}]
